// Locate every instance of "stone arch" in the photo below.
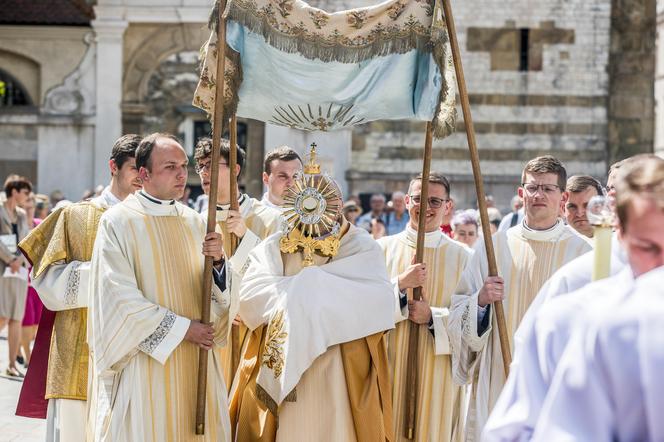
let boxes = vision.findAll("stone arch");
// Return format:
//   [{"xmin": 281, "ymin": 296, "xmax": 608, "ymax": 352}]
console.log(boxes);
[
  {"xmin": 122, "ymin": 23, "xmax": 209, "ymax": 135},
  {"xmin": 123, "ymin": 23, "xmax": 207, "ymax": 105}
]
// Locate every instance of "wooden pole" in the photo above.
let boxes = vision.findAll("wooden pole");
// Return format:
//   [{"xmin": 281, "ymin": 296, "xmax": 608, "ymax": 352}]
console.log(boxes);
[
  {"xmin": 228, "ymin": 114, "xmax": 241, "ymax": 374},
  {"xmin": 196, "ymin": 1, "xmax": 227, "ymax": 434},
  {"xmin": 441, "ymin": 0, "xmax": 512, "ymax": 376},
  {"xmin": 403, "ymin": 122, "xmax": 433, "ymax": 439}
]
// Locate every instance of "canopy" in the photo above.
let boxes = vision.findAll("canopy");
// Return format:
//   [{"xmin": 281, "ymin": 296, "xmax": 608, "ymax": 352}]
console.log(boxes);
[{"xmin": 193, "ymin": 0, "xmax": 457, "ymax": 138}]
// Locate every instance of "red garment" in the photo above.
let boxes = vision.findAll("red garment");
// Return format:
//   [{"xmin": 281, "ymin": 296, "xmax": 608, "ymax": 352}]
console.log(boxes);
[
  {"xmin": 15, "ymin": 307, "xmax": 55, "ymax": 418},
  {"xmin": 22, "ymin": 285, "xmax": 43, "ymax": 326},
  {"xmin": 440, "ymin": 223, "xmax": 453, "ymax": 237}
]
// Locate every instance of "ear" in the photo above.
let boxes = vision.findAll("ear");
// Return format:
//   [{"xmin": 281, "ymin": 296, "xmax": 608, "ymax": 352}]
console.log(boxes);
[
  {"xmin": 109, "ymin": 159, "xmax": 118, "ymax": 176},
  {"xmin": 561, "ymin": 190, "xmax": 569, "ymax": 202},
  {"xmin": 517, "ymin": 187, "xmax": 524, "ymax": 199},
  {"xmin": 139, "ymin": 167, "xmax": 150, "ymax": 183},
  {"xmin": 262, "ymin": 171, "xmax": 269, "ymax": 185},
  {"xmin": 235, "ymin": 164, "xmax": 241, "ymax": 178}
]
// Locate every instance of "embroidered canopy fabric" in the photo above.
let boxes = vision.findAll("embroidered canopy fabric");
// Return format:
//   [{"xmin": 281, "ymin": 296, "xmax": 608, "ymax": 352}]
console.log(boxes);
[{"xmin": 193, "ymin": 0, "xmax": 457, "ymax": 138}]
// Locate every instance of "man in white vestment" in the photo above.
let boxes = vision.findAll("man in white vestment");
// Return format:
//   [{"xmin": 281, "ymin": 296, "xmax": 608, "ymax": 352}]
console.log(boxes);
[
  {"xmin": 483, "ymin": 155, "xmax": 664, "ymax": 441},
  {"xmin": 260, "ymin": 146, "xmax": 303, "ymax": 211},
  {"xmin": 563, "ymin": 175, "xmax": 603, "ymax": 238},
  {"xmin": 16, "ymin": 134, "xmax": 142, "ymax": 442},
  {"xmin": 532, "ymin": 158, "xmax": 664, "ymax": 440},
  {"xmin": 195, "ymin": 137, "xmax": 281, "ymax": 385},
  {"xmin": 230, "ymin": 146, "xmax": 397, "ymax": 442},
  {"xmin": 378, "ymin": 172, "xmax": 473, "ymax": 441},
  {"xmin": 87, "ymin": 133, "xmax": 232, "ymax": 441},
  {"xmin": 448, "ymin": 155, "xmax": 592, "ymax": 441}
]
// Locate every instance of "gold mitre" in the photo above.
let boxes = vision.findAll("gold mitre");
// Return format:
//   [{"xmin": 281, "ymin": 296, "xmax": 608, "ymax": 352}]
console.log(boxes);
[{"xmin": 280, "ymin": 143, "xmax": 343, "ymax": 266}]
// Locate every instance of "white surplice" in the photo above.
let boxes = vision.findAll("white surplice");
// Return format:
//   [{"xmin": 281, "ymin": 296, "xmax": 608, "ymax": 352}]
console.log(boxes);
[
  {"xmin": 483, "ymin": 236, "xmax": 629, "ymax": 441},
  {"xmin": 87, "ymin": 192, "xmax": 232, "ymax": 442},
  {"xmin": 448, "ymin": 219, "xmax": 592, "ymax": 441},
  {"xmin": 532, "ymin": 266, "xmax": 664, "ymax": 441},
  {"xmin": 236, "ymin": 224, "xmax": 397, "ymax": 440}
]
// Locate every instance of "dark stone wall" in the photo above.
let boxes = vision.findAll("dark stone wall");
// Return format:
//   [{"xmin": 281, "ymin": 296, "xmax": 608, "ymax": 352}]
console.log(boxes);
[{"xmin": 607, "ymin": 0, "xmax": 657, "ymax": 163}]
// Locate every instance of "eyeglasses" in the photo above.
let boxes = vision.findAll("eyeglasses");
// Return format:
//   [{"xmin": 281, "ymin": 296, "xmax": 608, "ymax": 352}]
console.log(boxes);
[
  {"xmin": 521, "ymin": 183, "xmax": 561, "ymax": 196},
  {"xmin": 195, "ymin": 161, "xmax": 229, "ymax": 174},
  {"xmin": 409, "ymin": 194, "xmax": 449, "ymax": 209}
]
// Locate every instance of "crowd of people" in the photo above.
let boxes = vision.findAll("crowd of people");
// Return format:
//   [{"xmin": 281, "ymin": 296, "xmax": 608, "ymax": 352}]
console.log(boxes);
[{"xmin": 1, "ymin": 131, "xmax": 662, "ymax": 442}]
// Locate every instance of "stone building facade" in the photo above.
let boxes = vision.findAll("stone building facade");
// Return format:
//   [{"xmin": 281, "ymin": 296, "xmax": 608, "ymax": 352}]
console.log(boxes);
[{"xmin": 0, "ymin": 0, "xmax": 657, "ymax": 211}]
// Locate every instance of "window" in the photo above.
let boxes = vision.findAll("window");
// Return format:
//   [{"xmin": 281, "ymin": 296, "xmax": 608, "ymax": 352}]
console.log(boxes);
[
  {"xmin": 0, "ymin": 69, "xmax": 32, "ymax": 107},
  {"xmin": 519, "ymin": 28, "xmax": 530, "ymax": 72}
]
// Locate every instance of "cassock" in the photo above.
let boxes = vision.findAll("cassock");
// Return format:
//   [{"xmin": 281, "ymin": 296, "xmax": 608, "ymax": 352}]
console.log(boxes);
[
  {"xmin": 229, "ymin": 222, "xmax": 397, "ymax": 442},
  {"xmin": 209, "ymin": 194, "xmax": 281, "ymax": 386},
  {"xmin": 532, "ymin": 266, "xmax": 664, "ymax": 441},
  {"xmin": 448, "ymin": 219, "xmax": 592, "ymax": 441},
  {"xmin": 16, "ymin": 187, "xmax": 119, "ymax": 442},
  {"xmin": 484, "ymin": 237, "xmax": 629, "ymax": 441},
  {"xmin": 378, "ymin": 226, "xmax": 472, "ymax": 441},
  {"xmin": 87, "ymin": 191, "xmax": 232, "ymax": 442}
]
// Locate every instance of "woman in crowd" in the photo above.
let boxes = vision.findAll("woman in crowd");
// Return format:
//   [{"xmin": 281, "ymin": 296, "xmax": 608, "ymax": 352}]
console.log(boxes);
[{"xmin": 452, "ymin": 209, "xmax": 479, "ymax": 248}]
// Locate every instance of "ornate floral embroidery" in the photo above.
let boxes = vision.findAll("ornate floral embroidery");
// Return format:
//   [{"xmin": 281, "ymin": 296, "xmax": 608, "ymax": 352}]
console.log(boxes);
[
  {"xmin": 461, "ymin": 303, "xmax": 471, "ymax": 337},
  {"xmin": 64, "ymin": 262, "xmax": 82, "ymax": 307},
  {"xmin": 346, "ymin": 10, "xmax": 370, "ymax": 29},
  {"xmin": 386, "ymin": 1, "xmax": 406, "ymax": 20},
  {"xmin": 138, "ymin": 311, "xmax": 176, "ymax": 354},
  {"xmin": 275, "ymin": 0, "xmax": 293, "ymax": 18},
  {"xmin": 262, "ymin": 309, "xmax": 288, "ymax": 378},
  {"xmin": 308, "ymin": 9, "xmax": 329, "ymax": 29}
]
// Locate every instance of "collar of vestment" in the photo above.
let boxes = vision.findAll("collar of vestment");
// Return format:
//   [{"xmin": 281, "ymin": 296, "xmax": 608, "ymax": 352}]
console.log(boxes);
[
  {"xmin": 90, "ymin": 186, "xmax": 122, "ymax": 209},
  {"xmin": 402, "ymin": 225, "xmax": 446, "ymax": 248},
  {"xmin": 126, "ymin": 191, "xmax": 181, "ymax": 217},
  {"xmin": 517, "ymin": 218, "xmax": 566, "ymax": 242},
  {"xmin": 215, "ymin": 194, "xmax": 249, "ymax": 221},
  {"xmin": 261, "ymin": 192, "xmax": 288, "ymax": 213}
]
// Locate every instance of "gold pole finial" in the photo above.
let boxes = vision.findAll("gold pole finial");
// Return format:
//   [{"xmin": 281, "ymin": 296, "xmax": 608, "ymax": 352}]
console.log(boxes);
[{"xmin": 304, "ymin": 142, "xmax": 321, "ymax": 175}]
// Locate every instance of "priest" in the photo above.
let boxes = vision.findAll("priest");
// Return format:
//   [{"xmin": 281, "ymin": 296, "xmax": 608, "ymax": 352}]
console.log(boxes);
[
  {"xmin": 194, "ymin": 137, "xmax": 281, "ymax": 386},
  {"xmin": 378, "ymin": 172, "xmax": 472, "ymax": 442},
  {"xmin": 87, "ymin": 133, "xmax": 232, "ymax": 441},
  {"xmin": 449, "ymin": 155, "xmax": 592, "ymax": 441},
  {"xmin": 229, "ymin": 145, "xmax": 397, "ymax": 441},
  {"xmin": 16, "ymin": 134, "xmax": 142, "ymax": 442}
]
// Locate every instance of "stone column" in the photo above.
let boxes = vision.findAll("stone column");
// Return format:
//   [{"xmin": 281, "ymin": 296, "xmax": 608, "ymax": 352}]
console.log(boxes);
[
  {"xmin": 608, "ymin": 0, "xmax": 656, "ymax": 163},
  {"xmin": 92, "ymin": 18, "xmax": 128, "ymax": 186}
]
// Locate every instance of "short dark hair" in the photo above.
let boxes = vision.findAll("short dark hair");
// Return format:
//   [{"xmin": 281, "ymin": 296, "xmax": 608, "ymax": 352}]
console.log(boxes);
[
  {"xmin": 4, "ymin": 175, "xmax": 32, "ymax": 198},
  {"xmin": 615, "ymin": 156, "xmax": 664, "ymax": 232},
  {"xmin": 408, "ymin": 172, "xmax": 451, "ymax": 196},
  {"xmin": 194, "ymin": 137, "xmax": 246, "ymax": 175},
  {"xmin": 135, "ymin": 133, "xmax": 181, "ymax": 171},
  {"xmin": 263, "ymin": 146, "xmax": 302, "ymax": 174},
  {"xmin": 110, "ymin": 134, "xmax": 142, "ymax": 169},
  {"xmin": 566, "ymin": 175, "xmax": 603, "ymax": 195},
  {"xmin": 521, "ymin": 155, "xmax": 567, "ymax": 190}
]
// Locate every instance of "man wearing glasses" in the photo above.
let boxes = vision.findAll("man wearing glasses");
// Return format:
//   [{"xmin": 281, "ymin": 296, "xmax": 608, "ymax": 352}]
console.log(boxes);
[
  {"xmin": 194, "ymin": 137, "xmax": 282, "ymax": 387},
  {"xmin": 448, "ymin": 155, "xmax": 592, "ymax": 441},
  {"xmin": 378, "ymin": 172, "xmax": 473, "ymax": 441}
]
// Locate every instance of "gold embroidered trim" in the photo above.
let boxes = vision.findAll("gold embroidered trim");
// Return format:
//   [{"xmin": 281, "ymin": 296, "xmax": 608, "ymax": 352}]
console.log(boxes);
[{"xmin": 262, "ymin": 309, "xmax": 287, "ymax": 378}]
